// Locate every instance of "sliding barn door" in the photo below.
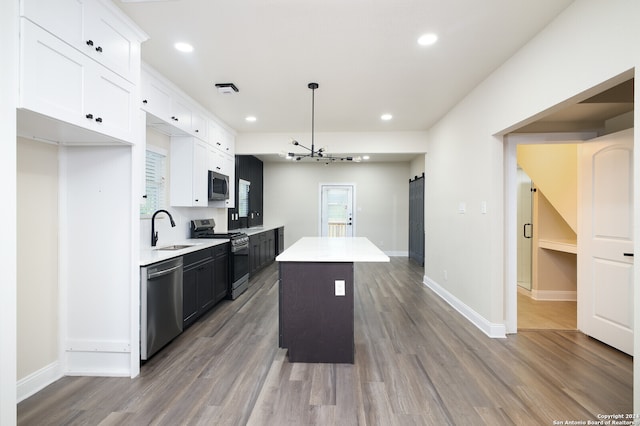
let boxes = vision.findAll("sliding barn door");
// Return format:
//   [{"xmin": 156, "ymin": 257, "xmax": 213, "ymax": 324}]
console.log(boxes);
[{"xmin": 409, "ymin": 174, "xmax": 425, "ymax": 266}]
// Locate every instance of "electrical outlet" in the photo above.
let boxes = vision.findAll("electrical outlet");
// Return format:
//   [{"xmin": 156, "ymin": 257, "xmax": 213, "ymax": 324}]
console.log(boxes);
[{"xmin": 335, "ymin": 280, "xmax": 345, "ymax": 296}]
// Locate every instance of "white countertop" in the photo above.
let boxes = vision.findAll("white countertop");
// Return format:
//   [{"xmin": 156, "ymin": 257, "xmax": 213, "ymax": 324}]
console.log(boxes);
[
  {"xmin": 276, "ymin": 237, "xmax": 390, "ymax": 263},
  {"xmin": 140, "ymin": 239, "xmax": 229, "ymax": 266}
]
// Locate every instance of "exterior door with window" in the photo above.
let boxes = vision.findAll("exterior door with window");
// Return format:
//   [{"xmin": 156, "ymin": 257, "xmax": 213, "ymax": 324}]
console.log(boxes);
[
  {"xmin": 578, "ymin": 128, "xmax": 634, "ymax": 355},
  {"xmin": 320, "ymin": 185, "xmax": 354, "ymax": 237}
]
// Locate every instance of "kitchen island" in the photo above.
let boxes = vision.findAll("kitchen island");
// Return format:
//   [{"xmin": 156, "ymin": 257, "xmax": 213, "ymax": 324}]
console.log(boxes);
[{"xmin": 276, "ymin": 237, "xmax": 389, "ymax": 363}]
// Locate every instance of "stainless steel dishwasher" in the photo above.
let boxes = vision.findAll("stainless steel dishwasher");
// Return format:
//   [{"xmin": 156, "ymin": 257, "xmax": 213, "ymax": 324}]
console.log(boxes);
[{"xmin": 141, "ymin": 256, "xmax": 183, "ymax": 360}]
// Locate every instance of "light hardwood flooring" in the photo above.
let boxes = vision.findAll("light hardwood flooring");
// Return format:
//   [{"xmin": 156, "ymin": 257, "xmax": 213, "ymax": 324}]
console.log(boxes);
[
  {"xmin": 19, "ymin": 259, "xmax": 631, "ymax": 425},
  {"xmin": 517, "ymin": 291, "xmax": 577, "ymax": 330}
]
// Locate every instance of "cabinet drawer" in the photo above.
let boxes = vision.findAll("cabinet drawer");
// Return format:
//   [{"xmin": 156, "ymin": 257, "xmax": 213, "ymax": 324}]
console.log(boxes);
[
  {"xmin": 183, "ymin": 248, "xmax": 213, "ymax": 268},
  {"xmin": 213, "ymin": 243, "xmax": 228, "ymax": 258}
]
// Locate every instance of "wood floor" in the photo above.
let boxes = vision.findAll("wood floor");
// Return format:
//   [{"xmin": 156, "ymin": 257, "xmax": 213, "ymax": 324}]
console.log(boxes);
[
  {"xmin": 517, "ymin": 291, "xmax": 577, "ymax": 330},
  {"xmin": 18, "ymin": 258, "xmax": 632, "ymax": 425}
]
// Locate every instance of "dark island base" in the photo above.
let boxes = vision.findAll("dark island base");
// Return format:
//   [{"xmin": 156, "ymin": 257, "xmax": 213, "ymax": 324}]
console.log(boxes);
[{"xmin": 278, "ymin": 262, "xmax": 354, "ymax": 363}]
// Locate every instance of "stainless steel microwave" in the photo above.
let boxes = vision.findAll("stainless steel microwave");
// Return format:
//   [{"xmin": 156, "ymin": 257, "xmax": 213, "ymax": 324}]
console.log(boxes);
[{"xmin": 208, "ymin": 170, "xmax": 229, "ymax": 201}]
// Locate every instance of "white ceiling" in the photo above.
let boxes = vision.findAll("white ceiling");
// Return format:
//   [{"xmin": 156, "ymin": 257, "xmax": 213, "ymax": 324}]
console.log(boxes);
[{"xmin": 116, "ymin": 0, "xmax": 575, "ymax": 136}]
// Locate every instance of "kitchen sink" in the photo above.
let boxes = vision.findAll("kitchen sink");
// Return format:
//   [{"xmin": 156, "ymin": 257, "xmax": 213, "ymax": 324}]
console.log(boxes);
[{"xmin": 156, "ymin": 244, "xmax": 194, "ymax": 251}]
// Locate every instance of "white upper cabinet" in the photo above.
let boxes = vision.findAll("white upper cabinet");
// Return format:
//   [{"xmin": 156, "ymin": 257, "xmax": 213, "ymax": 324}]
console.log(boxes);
[
  {"xmin": 170, "ymin": 137, "xmax": 209, "ymax": 207},
  {"xmin": 18, "ymin": 0, "xmax": 146, "ymax": 144},
  {"xmin": 191, "ymin": 111, "xmax": 208, "ymax": 140},
  {"xmin": 20, "ymin": 0, "xmax": 84, "ymax": 52},
  {"xmin": 141, "ymin": 67, "xmax": 209, "ymax": 140},
  {"xmin": 20, "ymin": 0, "xmax": 142, "ymax": 83},
  {"xmin": 19, "ymin": 20, "xmax": 136, "ymax": 143}
]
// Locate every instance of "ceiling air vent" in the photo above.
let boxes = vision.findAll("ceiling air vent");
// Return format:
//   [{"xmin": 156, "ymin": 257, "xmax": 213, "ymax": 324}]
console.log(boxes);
[{"xmin": 215, "ymin": 83, "xmax": 239, "ymax": 94}]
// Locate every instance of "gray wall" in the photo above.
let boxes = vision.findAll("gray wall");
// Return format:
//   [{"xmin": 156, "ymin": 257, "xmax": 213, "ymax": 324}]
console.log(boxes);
[{"xmin": 263, "ymin": 161, "xmax": 410, "ymax": 255}]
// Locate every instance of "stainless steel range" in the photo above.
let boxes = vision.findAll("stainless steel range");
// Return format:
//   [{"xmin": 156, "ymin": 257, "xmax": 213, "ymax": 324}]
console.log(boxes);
[{"xmin": 190, "ymin": 219, "xmax": 249, "ymax": 299}]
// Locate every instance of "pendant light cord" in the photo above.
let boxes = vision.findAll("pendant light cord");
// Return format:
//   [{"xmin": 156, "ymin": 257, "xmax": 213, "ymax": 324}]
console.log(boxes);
[{"xmin": 310, "ymin": 84, "xmax": 315, "ymax": 157}]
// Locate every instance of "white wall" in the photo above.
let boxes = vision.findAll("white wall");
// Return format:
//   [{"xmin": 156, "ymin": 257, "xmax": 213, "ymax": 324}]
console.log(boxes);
[
  {"xmin": 423, "ymin": 0, "xmax": 639, "ymax": 408},
  {"xmin": 263, "ymin": 161, "xmax": 410, "ymax": 255},
  {"xmin": 1, "ymin": 0, "xmax": 18, "ymax": 421},
  {"xmin": 16, "ymin": 139, "xmax": 60, "ymax": 385},
  {"xmin": 409, "ymin": 154, "xmax": 425, "ymax": 181}
]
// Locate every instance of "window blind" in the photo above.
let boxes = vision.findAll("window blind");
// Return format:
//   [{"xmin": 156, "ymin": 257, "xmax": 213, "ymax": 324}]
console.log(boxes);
[{"xmin": 141, "ymin": 149, "xmax": 166, "ymax": 215}]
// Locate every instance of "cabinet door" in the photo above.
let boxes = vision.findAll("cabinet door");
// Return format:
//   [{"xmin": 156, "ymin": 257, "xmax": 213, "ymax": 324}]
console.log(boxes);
[
  {"xmin": 249, "ymin": 235, "xmax": 260, "ymax": 274},
  {"xmin": 82, "ymin": 0, "xmax": 140, "ymax": 82},
  {"xmin": 84, "ymin": 65, "xmax": 135, "ymax": 142},
  {"xmin": 267, "ymin": 231, "xmax": 276, "ymax": 261},
  {"xmin": 213, "ymin": 252, "xmax": 229, "ymax": 302},
  {"xmin": 192, "ymin": 111, "xmax": 207, "ymax": 140},
  {"xmin": 171, "ymin": 97, "xmax": 193, "ymax": 134},
  {"xmin": 196, "ymin": 261, "xmax": 215, "ymax": 313},
  {"xmin": 20, "ymin": 20, "xmax": 85, "ymax": 127},
  {"xmin": 21, "ymin": 0, "xmax": 84, "ymax": 49},
  {"xmin": 141, "ymin": 72, "xmax": 172, "ymax": 122},
  {"xmin": 193, "ymin": 141, "xmax": 208, "ymax": 206},
  {"xmin": 183, "ymin": 268, "xmax": 198, "ymax": 328},
  {"xmin": 170, "ymin": 137, "xmax": 208, "ymax": 207}
]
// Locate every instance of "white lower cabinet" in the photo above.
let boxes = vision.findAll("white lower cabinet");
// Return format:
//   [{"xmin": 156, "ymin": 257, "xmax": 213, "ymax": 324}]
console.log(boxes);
[
  {"xmin": 19, "ymin": 19, "xmax": 135, "ymax": 143},
  {"xmin": 170, "ymin": 137, "xmax": 208, "ymax": 207}
]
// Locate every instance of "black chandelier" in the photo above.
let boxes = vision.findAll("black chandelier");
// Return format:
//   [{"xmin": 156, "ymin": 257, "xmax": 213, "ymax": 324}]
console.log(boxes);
[{"xmin": 286, "ymin": 82, "xmax": 361, "ymax": 163}]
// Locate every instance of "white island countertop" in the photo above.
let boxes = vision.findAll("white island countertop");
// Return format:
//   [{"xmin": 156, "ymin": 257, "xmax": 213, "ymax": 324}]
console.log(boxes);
[{"xmin": 276, "ymin": 237, "xmax": 390, "ymax": 263}]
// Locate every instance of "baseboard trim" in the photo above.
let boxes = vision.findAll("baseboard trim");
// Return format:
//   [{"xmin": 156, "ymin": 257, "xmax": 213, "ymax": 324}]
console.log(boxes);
[
  {"xmin": 17, "ymin": 361, "xmax": 63, "ymax": 403},
  {"xmin": 531, "ymin": 289, "xmax": 577, "ymax": 301},
  {"xmin": 423, "ymin": 275, "xmax": 506, "ymax": 338}
]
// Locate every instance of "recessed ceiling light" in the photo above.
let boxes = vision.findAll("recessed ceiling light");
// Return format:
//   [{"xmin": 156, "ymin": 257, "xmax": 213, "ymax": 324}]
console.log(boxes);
[
  {"xmin": 417, "ymin": 33, "xmax": 438, "ymax": 46},
  {"xmin": 362, "ymin": 155, "xmax": 370, "ymax": 160},
  {"xmin": 381, "ymin": 113, "xmax": 393, "ymax": 121},
  {"xmin": 245, "ymin": 116, "xmax": 257, "ymax": 122},
  {"xmin": 174, "ymin": 42, "xmax": 194, "ymax": 53}
]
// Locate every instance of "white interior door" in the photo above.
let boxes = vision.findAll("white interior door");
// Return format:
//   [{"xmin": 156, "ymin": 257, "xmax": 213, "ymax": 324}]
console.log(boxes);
[
  {"xmin": 578, "ymin": 128, "xmax": 634, "ymax": 355},
  {"xmin": 320, "ymin": 185, "xmax": 354, "ymax": 237}
]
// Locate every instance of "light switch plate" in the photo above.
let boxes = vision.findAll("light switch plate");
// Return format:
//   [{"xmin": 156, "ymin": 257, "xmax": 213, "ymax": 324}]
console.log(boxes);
[{"xmin": 335, "ymin": 280, "xmax": 345, "ymax": 296}]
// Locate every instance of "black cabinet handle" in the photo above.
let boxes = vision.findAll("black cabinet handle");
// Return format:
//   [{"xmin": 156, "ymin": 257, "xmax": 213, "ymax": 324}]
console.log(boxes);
[
  {"xmin": 95, "ymin": 117, "xmax": 102, "ymax": 123},
  {"xmin": 85, "ymin": 113, "xmax": 93, "ymax": 119},
  {"xmin": 142, "ymin": 99, "xmax": 148, "ymax": 104},
  {"xmin": 195, "ymin": 129, "xmax": 199, "ymax": 133},
  {"xmin": 623, "ymin": 253, "xmax": 634, "ymax": 257},
  {"xmin": 95, "ymin": 46, "xmax": 103, "ymax": 53},
  {"xmin": 523, "ymin": 223, "xmax": 532, "ymax": 238},
  {"xmin": 86, "ymin": 40, "xmax": 94, "ymax": 46}
]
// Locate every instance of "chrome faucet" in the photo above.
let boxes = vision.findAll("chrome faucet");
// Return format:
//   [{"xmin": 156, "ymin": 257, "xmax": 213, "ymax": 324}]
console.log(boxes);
[{"xmin": 151, "ymin": 209, "xmax": 176, "ymax": 247}]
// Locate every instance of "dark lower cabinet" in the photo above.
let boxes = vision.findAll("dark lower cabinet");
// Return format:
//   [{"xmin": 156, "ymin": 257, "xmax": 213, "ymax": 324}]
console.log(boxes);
[
  {"xmin": 276, "ymin": 227, "xmax": 284, "ymax": 254},
  {"xmin": 213, "ymin": 243, "xmax": 229, "ymax": 303},
  {"xmin": 248, "ymin": 228, "xmax": 283, "ymax": 274},
  {"xmin": 182, "ymin": 243, "xmax": 229, "ymax": 329}
]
